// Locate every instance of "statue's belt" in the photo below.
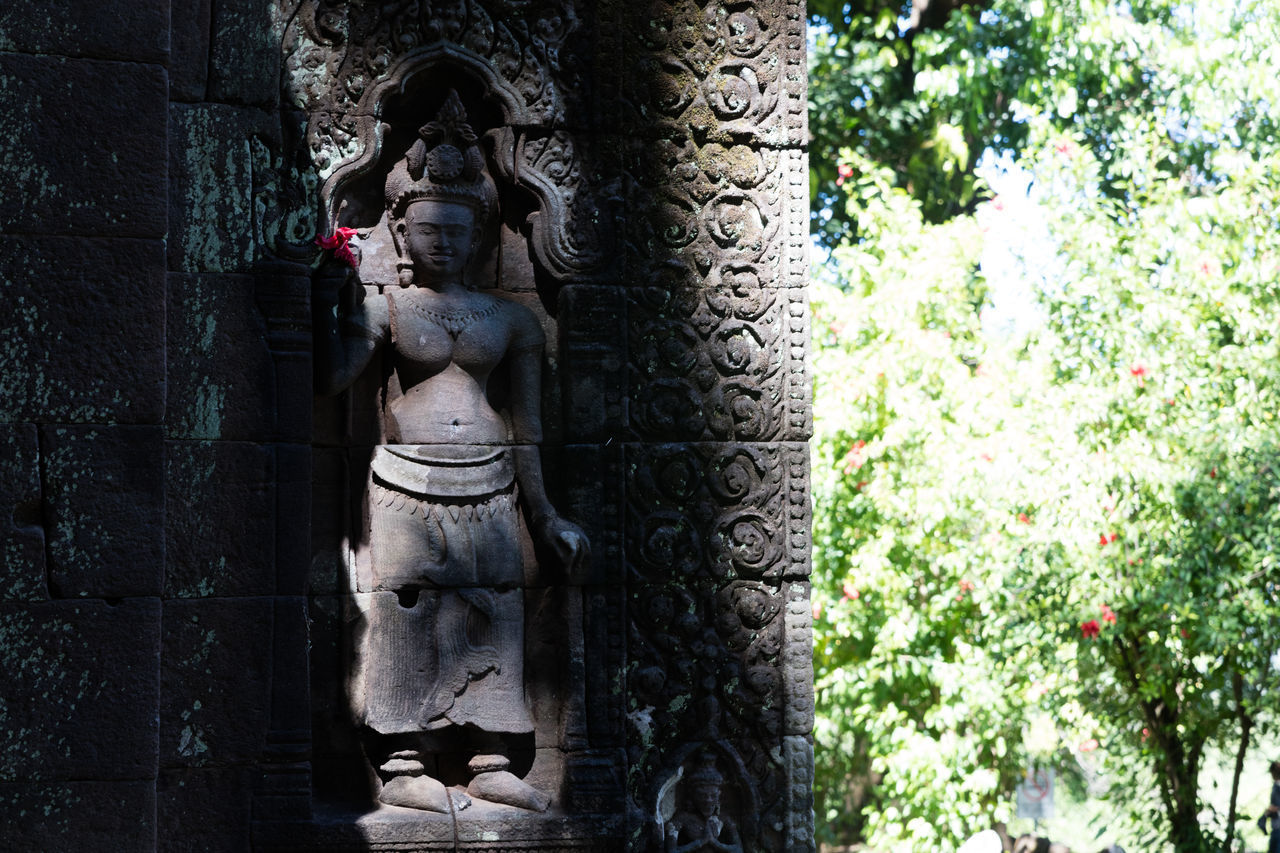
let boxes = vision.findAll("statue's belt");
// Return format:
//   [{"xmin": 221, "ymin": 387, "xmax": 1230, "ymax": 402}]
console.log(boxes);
[{"xmin": 370, "ymin": 444, "xmax": 515, "ymax": 502}]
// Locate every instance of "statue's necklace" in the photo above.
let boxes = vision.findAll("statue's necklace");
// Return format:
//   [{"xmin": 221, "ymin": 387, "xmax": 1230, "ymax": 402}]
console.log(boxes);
[{"xmin": 405, "ymin": 293, "xmax": 501, "ymax": 340}]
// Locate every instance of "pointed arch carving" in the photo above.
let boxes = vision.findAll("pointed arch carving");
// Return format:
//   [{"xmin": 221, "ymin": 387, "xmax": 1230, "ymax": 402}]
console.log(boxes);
[{"xmin": 284, "ymin": 2, "xmax": 615, "ymax": 283}]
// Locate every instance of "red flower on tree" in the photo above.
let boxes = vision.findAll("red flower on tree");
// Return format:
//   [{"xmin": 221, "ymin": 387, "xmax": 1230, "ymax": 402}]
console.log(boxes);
[
  {"xmin": 1098, "ymin": 532, "xmax": 1118, "ymax": 547},
  {"xmin": 842, "ymin": 440, "xmax": 869, "ymax": 474},
  {"xmin": 1017, "ymin": 512, "xmax": 1032, "ymax": 525},
  {"xmin": 1100, "ymin": 604, "xmax": 1116, "ymax": 624},
  {"xmin": 835, "ymin": 163, "xmax": 854, "ymax": 186},
  {"xmin": 1195, "ymin": 256, "xmax": 1221, "ymax": 278},
  {"xmin": 841, "ymin": 580, "xmax": 859, "ymax": 602},
  {"xmin": 1081, "ymin": 619, "xmax": 1101, "ymax": 639}
]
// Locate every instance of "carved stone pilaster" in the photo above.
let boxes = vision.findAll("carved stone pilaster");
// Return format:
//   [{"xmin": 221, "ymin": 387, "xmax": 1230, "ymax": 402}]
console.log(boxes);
[{"xmin": 613, "ymin": 0, "xmax": 812, "ymax": 846}]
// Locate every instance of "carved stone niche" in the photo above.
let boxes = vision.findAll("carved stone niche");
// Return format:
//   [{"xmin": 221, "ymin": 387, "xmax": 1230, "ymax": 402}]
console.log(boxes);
[
  {"xmin": 306, "ymin": 43, "xmax": 616, "ymax": 289},
  {"xmin": 287, "ymin": 57, "xmax": 624, "ymax": 851}
]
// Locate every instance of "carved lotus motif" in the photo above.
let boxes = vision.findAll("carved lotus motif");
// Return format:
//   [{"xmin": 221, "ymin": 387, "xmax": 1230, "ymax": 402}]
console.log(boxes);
[
  {"xmin": 706, "ymin": 196, "xmax": 765, "ymax": 251},
  {"xmin": 728, "ymin": 583, "xmax": 782, "ymax": 630},
  {"xmin": 707, "ymin": 383, "xmax": 772, "ymax": 440},
  {"xmin": 709, "ymin": 322, "xmax": 767, "ymax": 378},
  {"xmin": 652, "ymin": 60, "xmax": 698, "ymax": 117},
  {"xmin": 634, "ymin": 379, "xmax": 706, "ymax": 439},
  {"xmin": 706, "ymin": 68, "xmax": 754, "ymax": 119},
  {"xmin": 636, "ymin": 319, "xmax": 701, "ymax": 374},
  {"xmin": 707, "ymin": 445, "xmax": 768, "ymax": 504},
  {"xmin": 710, "ymin": 267, "xmax": 771, "ymax": 320},
  {"xmin": 653, "ymin": 448, "xmax": 702, "ymax": 502},
  {"xmin": 726, "ymin": 9, "xmax": 766, "ymax": 57},
  {"xmin": 637, "ymin": 511, "xmax": 702, "ymax": 577},
  {"xmin": 711, "ymin": 510, "xmax": 781, "ymax": 578}
]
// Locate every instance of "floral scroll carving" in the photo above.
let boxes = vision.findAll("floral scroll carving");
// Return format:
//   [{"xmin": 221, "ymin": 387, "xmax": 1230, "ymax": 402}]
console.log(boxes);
[
  {"xmin": 619, "ymin": 0, "xmax": 806, "ymax": 146},
  {"xmin": 626, "ymin": 444, "xmax": 792, "ymax": 584},
  {"xmin": 624, "ymin": 136, "xmax": 811, "ymax": 442}
]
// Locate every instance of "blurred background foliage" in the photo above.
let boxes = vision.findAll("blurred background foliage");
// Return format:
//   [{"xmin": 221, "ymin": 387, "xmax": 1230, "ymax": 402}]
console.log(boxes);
[{"xmin": 807, "ymin": 1, "xmax": 1280, "ymax": 850}]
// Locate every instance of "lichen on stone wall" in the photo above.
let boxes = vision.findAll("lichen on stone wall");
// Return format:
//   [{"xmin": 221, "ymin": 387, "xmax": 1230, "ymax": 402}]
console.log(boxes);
[
  {"xmin": 0, "ymin": 611, "xmax": 95, "ymax": 781},
  {"xmin": 173, "ymin": 106, "xmax": 256, "ymax": 273}
]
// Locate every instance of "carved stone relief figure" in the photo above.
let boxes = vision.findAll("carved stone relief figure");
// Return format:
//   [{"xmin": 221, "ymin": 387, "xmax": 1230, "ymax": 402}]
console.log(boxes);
[
  {"xmin": 313, "ymin": 91, "xmax": 588, "ymax": 814},
  {"xmin": 657, "ymin": 754, "xmax": 745, "ymax": 853}
]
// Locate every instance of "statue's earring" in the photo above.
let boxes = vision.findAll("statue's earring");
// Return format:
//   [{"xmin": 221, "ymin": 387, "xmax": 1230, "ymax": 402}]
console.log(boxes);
[
  {"xmin": 394, "ymin": 221, "xmax": 414, "ymax": 286},
  {"xmin": 397, "ymin": 260, "xmax": 414, "ymax": 287}
]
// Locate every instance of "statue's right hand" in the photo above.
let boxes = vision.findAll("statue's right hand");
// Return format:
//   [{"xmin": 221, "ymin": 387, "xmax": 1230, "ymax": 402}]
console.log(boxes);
[
  {"xmin": 533, "ymin": 515, "xmax": 591, "ymax": 582},
  {"xmin": 313, "ymin": 257, "xmax": 354, "ymax": 304}
]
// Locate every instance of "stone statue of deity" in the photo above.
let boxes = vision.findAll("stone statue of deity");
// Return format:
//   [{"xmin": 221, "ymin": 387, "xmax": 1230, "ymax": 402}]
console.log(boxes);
[{"xmin": 314, "ymin": 91, "xmax": 588, "ymax": 813}]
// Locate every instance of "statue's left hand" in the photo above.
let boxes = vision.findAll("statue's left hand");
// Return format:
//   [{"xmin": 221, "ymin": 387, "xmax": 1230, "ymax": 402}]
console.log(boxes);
[{"xmin": 535, "ymin": 515, "xmax": 590, "ymax": 582}]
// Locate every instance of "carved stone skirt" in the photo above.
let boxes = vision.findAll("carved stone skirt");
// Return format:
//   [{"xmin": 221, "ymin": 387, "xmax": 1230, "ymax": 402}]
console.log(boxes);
[{"xmin": 353, "ymin": 445, "xmax": 533, "ymax": 736}]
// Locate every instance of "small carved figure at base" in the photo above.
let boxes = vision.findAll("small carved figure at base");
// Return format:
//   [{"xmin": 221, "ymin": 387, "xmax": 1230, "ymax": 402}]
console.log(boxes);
[{"xmin": 664, "ymin": 756, "xmax": 743, "ymax": 853}]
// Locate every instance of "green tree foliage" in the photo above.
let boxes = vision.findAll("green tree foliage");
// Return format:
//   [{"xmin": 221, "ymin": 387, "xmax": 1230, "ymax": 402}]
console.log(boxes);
[{"xmin": 810, "ymin": 1, "xmax": 1280, "ymax": 850}]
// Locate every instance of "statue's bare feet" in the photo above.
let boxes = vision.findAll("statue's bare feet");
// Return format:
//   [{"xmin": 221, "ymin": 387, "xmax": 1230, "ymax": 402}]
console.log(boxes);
[
  {"xmin": 466, "ymin": 754, "xmax": 551, "ymax": 812},
  {"xmin": 377, "ymin": 750, "xmax": 469, "ymax": 813},
  {"xmin": 379, "ymin": 773, "xmax": 452, "ymax": 812}
]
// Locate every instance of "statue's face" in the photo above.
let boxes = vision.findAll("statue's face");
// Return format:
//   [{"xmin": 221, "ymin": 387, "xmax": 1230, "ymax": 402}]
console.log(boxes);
[
  {"xmin": 403, "ymin": 200, "xmax": 476, "ymax": 279},
  {"xmin": 693, "ymin": 783, "xmax": 721, "ymax": 817}
]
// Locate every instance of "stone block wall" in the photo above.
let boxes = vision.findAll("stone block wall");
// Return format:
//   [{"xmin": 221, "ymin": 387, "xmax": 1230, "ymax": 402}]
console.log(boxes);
[
  {"xmin": 0, "ymin": 3, "xmax": 302, "ymax": 849},
  {"xmin": 0, "ymin": 0, "xmax": 812, "ymax": 849},
  {"xmin": 0, "ymin": 2, "xmax": 167, "ymax": 849}
]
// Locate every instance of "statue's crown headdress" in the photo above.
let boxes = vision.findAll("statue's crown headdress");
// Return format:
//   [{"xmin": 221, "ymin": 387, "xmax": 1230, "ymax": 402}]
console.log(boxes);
[
  {"xmin": 687, "ymin": 755, "xmax": 724, "ymax": 786},
  {"xmin": 385, "ymin": 90, "xmax": 493, "ymax": 222}
]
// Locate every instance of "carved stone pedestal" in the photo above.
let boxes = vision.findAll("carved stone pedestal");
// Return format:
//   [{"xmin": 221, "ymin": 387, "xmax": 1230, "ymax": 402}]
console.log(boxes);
[{"xmin": 254, "ymin": 803, "xmax": 623, "ymax": 852}]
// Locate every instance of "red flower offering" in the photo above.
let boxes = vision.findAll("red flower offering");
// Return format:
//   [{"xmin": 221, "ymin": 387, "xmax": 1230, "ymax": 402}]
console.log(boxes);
[{"xmin": 315, "ymin": 227, "xmax": 360, "ymax": 268}]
